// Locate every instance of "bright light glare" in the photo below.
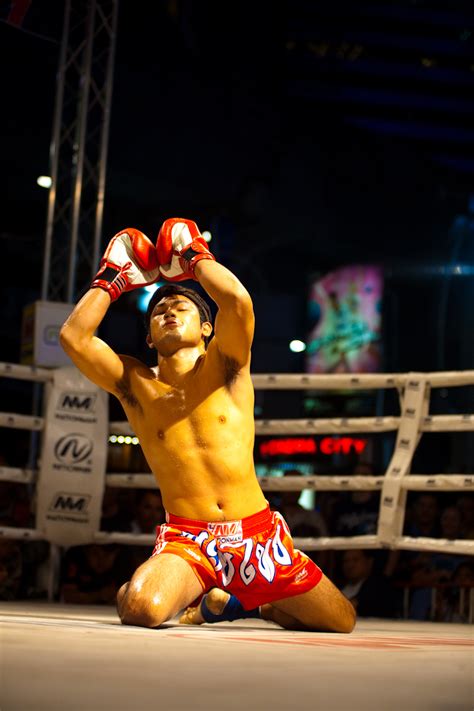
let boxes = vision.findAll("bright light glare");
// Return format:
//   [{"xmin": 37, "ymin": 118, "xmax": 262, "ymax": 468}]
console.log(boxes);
[
  {"xmin": 137, "ymin": 283, "xmax": 163, "ymax": 313},
  {"xmin": 132, "ymin": 436, "xmax": 139, "ymax": 445},
  {"xmin": 109, "ymin": 435, "xmax": 117, "ymax": 443},
  {"xmin": 289, "ymin": 340, "xmax": 306, "ymax": 353},
  {"xmin": 37, "ymin": 175, "xmax": 52, "ymax": 188},
  {"xmin": 202, "ymin": 231, "xmax": 212, "ymax": 242}
]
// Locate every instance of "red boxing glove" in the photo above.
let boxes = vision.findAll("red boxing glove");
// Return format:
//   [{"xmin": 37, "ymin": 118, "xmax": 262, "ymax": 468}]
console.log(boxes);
[
  {"xmin": 156, "ymin": 217, "xmax": 216, "ymax": 282},
  {"xmin": 91, "ymin": 228, "xmax": 160, "ymax": 301}
]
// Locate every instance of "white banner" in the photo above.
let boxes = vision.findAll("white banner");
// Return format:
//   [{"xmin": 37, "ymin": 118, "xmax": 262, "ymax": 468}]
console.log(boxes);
[{"xmin": 36, "ymin": 366, "xmax": 108, "ymax": 546}]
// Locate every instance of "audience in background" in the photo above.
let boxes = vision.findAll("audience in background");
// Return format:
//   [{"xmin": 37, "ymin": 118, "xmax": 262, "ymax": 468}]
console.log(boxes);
[
  {"xmin": 277, "ymin": 469, "xmax": 329, "ymax": 569},
  {"xmin": 60, "ymin": 544, "xmax": 130, "ymax": 605},
  {"xmin": 339, "ymin": 548, "xmax": 399, "ymax": 618}
]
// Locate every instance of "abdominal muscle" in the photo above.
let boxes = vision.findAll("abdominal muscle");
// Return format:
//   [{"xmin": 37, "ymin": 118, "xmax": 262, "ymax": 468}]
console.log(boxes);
[{"xmin": 142, "ymin": 440, "xmax": 267, "ymax": 521}]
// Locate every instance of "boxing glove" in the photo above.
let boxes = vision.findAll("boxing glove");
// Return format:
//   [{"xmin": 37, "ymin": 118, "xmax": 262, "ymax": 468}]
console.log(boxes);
[
  {"xmin": 156, "ymin": 218, "xmax": 216, "ymax": 282},
  {"xmin": 91, "ymin": 228, "xmax": 160, "ymax": 301}
]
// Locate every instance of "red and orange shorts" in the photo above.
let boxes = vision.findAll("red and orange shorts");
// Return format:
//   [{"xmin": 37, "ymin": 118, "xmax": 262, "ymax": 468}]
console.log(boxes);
[{"xmin": 151, "ymin": 505, "xmax": 322, "ymax": 610}]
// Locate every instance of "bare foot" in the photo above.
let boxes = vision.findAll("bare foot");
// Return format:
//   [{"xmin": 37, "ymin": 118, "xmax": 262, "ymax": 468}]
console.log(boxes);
[{"xmin": 179, "ymin": 588, "xmax": 230, "ymax": 625}]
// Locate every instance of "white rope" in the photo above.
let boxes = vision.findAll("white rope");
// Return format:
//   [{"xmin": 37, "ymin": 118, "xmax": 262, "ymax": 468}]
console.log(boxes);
[
  {"xmin": 105, "ymin": 473, "xmax": 474, "ymax": 492},
  {"xmin": 396, "ymin": 536, "xmax": 474, "ymax": 556},
  {"xmin": 1, "ymin": 363, "xmax": 473, "ymax": 557},
  {"xmin": 250, "ymin": 370, "xmax": 474, "ymax": 389},
  {"xmin": 421, "ymin": 414, "xmax": 474, "ymax": 432},
  {"xmin": 0, "ymin": 413, "xmax": 44, "ymax": 430},
  {"xmin": 0, "ymin": 526, "xmax": 44, "ymax": 541},
  {"xmin": 109, "ymin": 413, "xmax": 473, "ymax": 437},
  {"xmin": 0, "ymin": 466, "xmax": 36, "ymax": 484},
  {"xmin": 0, "ymin": 362, "xmax": 53, "ymax": 382}
]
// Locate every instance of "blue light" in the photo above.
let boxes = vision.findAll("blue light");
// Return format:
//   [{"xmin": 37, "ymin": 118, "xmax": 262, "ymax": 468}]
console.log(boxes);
[{"xmin": 137, "ymin": 283, "xmax": 163, "ymax": 313}]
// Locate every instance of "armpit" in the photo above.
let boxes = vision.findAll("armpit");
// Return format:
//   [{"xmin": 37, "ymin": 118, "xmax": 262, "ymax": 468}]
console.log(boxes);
[
  {"xmin": 115, "ymin": 372, "xmax": 142, "ymax": 411},
  {"xmin": 223, "ymin": 355, "xmax": 241, "ymax": 388}
]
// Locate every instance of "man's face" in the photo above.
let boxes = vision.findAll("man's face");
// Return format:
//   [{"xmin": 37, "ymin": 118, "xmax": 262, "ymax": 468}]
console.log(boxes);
[
  {"xmin": 136, "ymin": 493, "xmax": 164, "ymax": 532},
  {"xmin": 148, "ymin": 296, "xmax": 206, "ymax": 356},
  {"xmin": 342, "ymin": 550, "xmax": 373, "ymax": 583}
]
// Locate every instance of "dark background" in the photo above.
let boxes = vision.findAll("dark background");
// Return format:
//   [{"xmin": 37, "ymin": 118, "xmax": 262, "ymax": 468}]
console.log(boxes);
[{"xmin": 2, "ymin": 0, "xmax": 474, "ymax": 377}]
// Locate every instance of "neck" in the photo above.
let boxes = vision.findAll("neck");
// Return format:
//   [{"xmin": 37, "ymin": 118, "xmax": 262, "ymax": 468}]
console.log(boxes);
[{"xmin": 156, "ymin": 346, "xmax": 204, "ymax": 386}]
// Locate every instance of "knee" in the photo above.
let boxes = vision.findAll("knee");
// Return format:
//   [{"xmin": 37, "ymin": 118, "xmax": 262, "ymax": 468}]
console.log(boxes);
[
  {"xmin": 337, "ymin": 600, "xmax": 357, "ymax": 634},
  {"xmin": 118, "ymin": 583, "xmax": 168, "ymax": 628}
]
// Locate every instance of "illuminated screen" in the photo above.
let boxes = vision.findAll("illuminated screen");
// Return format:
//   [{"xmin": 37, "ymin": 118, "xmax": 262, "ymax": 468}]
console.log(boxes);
[{"xmin": 306, "ymin": 265, "xmax": 383, "ymax": 373}]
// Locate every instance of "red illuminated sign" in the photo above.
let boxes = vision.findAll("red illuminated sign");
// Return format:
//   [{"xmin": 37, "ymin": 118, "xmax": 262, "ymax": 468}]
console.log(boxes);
[{"xmin": 259, "ymin": 437, "xmax": 367, "ymax": 458}]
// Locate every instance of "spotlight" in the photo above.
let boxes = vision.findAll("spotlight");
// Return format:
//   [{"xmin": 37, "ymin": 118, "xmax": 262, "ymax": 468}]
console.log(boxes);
[
  {"xmin": 37, "ymin": 176, "xmax": 52, "ymax": 188},
  {"xmin": 289, "ymin": 340, "xmax": 306, "ymax": 353}
]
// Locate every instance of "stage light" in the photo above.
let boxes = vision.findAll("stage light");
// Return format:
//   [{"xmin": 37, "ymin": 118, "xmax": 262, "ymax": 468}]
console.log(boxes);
[
  {"xmin": 202, "ymin": 231, "xmax": 212, "ymax": 242},
  {"xmin": 37, "ymin": 175, "xmax": 52, "ymax": 188},
  {"xmin": 289, "ymin": 340, "xmax": 306, "ymax": 353},
  {"xmin": 137, "ymin": 282, "xmax": 163, "ymax": 312}
]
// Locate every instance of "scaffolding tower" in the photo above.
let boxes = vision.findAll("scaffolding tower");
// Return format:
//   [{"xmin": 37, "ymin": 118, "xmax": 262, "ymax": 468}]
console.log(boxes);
[{"xmin": 41, "ymin": 0, "xmax": 119, "ymax": 303}]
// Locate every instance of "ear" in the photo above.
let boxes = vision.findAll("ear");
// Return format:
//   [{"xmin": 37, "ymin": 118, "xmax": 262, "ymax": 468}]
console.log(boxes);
[
  {"xmin": 201, "ymin": 321, "xmax": 213, "ymax": 339},
  {"xmin": 146, "ymin": 333, "xmax": 155, "ymax": 350}
]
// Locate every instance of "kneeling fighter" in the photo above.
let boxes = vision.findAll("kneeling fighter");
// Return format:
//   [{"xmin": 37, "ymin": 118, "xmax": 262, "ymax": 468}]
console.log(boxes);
[{"xmin": 60, "ymin": 218, "xmax": 356, "ymax": 632}]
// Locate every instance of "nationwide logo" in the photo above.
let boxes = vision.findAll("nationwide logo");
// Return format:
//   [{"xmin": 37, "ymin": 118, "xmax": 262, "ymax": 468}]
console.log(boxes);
[
  {"xmin": 58, "ymin": 392, "xmax": 97, "ymax": 413},
  {"xmin": 49, "ymin": 492, "xmax": 91, "ymax": 516},
  {"xmin": 54, "ymin": 433, "xmax": 93, "ymax": 465}
]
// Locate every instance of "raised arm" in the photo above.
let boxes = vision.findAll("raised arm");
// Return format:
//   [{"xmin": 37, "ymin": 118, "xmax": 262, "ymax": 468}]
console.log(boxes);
[
  {"xmin": 60, "ymin": 288, "xmax": 126, "ymax": 394},
  {"xmin": 194, "ymin": 260, "xmax": 254, "ymax": 367},
  {"xmin": 156, "ymin": 218, "xmax": 254, "ymax": 368},
  {"xmin": 60, "ymin": 228, "xmax": 160, "ymax": 394}
]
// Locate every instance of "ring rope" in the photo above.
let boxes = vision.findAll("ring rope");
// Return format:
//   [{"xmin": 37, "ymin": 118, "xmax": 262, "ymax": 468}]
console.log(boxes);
[{"xmin": 0, "ymin": 362, "xmax": 473, "ymax": 557}]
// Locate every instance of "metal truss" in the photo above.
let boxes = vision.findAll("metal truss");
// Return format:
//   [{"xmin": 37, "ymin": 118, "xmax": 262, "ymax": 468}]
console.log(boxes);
[{"xmin": 41, "ymin": 0, "xmax": 118, "ymax": 303}]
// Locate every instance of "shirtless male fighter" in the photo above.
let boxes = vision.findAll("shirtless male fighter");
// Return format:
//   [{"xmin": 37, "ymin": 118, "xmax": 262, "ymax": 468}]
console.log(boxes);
[{"xmin": 60, "ymin": 218, "xmax": 355, "ymax": 632}]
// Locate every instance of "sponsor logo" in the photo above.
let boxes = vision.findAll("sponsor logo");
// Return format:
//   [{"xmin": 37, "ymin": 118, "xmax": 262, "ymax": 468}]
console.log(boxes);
[
  {"xmin": 398, "ymin": 438, "xmax": 410, "ymax": 449},
  {"xmin": 46, "ymin": 491, "xmax": 91, "ymax": 522},
  {"xmin": 54, "ymin": 433, "xmax": 93, "ymax": 465},
  {"xmin": 208, "ymin": 520, "xmax": 243, "ymax": 543},
  {"xmin": 295, "ymin": 568, "xmax": 308, "ymax": 582},
  {"xmin": 383, "ymin": 496, "xmax": 394, "ymax": 507},
  {"xmin": 58, "ymin": 392, "xmax": 97, "ymax": 413},
  {"xmin": 43, "ymin": 325, "xmax": 60, "ymax": 346},
  {"xmin": 49, "ymin": 492, "xmax": 91, "ymax": 516}
]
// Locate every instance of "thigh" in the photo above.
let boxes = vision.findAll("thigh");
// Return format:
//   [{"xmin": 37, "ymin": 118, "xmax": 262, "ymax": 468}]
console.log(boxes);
[
  {"xmin": 271, "ymin": 573, "xmax": 355, "ymax": 632},
  {"xmin": 128, "ymin": 552, "xmax": 206, "ymax": 620}
]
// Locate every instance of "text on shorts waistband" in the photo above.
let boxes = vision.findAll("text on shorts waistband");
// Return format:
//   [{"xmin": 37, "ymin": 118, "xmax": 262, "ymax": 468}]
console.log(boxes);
[{"xmin": 165, "ymin": 504, "xmax": 272, "ymax": 539}]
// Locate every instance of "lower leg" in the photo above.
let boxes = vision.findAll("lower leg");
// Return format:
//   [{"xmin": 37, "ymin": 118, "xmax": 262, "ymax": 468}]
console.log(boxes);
[{"xmin": 260, "ymin": 603, "xmax": 310, "ymax": 631}]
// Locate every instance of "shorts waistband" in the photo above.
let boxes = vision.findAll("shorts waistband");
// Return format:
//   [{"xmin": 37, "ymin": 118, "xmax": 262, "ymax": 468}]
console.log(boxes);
[{"xmin": 165, "ymin": 504, "xmax": 273, "ymax": 538}]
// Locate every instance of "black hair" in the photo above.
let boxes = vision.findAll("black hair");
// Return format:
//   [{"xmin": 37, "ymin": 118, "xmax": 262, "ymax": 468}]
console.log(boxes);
[{"xmin": 145, "ymin": 283, "xmax": 213, "ymax": 348}]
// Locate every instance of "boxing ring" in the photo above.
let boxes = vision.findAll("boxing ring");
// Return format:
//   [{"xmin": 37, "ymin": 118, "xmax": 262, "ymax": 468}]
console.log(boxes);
[{"xmin": 0, "ymin": 363, "xmax": 473, "ymax": 710}]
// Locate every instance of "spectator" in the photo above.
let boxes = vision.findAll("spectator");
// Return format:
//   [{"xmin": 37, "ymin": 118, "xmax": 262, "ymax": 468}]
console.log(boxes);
[
  {"xmin": 277, "ymin": 470, "xmax": 329, "ymax": 569},
  {"xmin": 100, "ymin": 487, "xmax": 134, "ymax": 533},
  {"xmin": 0, "ymin": 538, "xmax": 22, "ymax": 600},
  {"xmin": 434, "ymin": 560, "xmax": 474, "ymax": 623},
  {"xmin": 456, "ymin": 494, "xmax": 474, "ymax": 539},
  {"xmin": 405, "ymin": 493, "xmax": 440, "ymax": 538},
  {"xmin": 340, "ymin": 548, "xmax": 399, "ymax": 618},
  {"xmin": 60, "ymin": 544, "xmax": 130, "ymax": 605},
  {"xmin": 128, "ymin": 489, "xmax": 166, "ymax": 572},
  {"xmin": 408, "ymin": 505, "xmax": 468, "ymax": 620},
  {"xmin": 130, "ymin": 489, "xmax": 165, "ymax": 534}
]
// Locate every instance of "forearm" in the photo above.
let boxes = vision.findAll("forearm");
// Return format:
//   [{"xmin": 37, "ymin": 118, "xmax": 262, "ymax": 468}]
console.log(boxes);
[
  {"xmin": 194, "ymin": 259, "xmax": 252, "ymax": 309},
  {"xmin": 60, "ymin": 288, "xmax": 111, "ymax": 345}
]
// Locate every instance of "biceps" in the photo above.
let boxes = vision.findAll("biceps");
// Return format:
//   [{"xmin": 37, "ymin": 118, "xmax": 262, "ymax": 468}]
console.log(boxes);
[
  {"xmin": 60, "ymin": 333, "xmax": 125, "ymax": 394},
  {"xmin": 214, "ymin": 300, "xmax": 255, "ymax": 366}
]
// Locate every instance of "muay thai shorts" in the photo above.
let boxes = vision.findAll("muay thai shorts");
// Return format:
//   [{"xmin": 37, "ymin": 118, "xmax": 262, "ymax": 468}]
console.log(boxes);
[{"xmin": 151, "ymin": 504, "xmax": 322, "ymax": 609}]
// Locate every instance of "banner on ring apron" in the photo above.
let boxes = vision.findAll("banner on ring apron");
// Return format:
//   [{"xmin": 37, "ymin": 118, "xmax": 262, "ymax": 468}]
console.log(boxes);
[{"xmin": 36, "ymin": 366, "xmax": 108, "ymax": 546}]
